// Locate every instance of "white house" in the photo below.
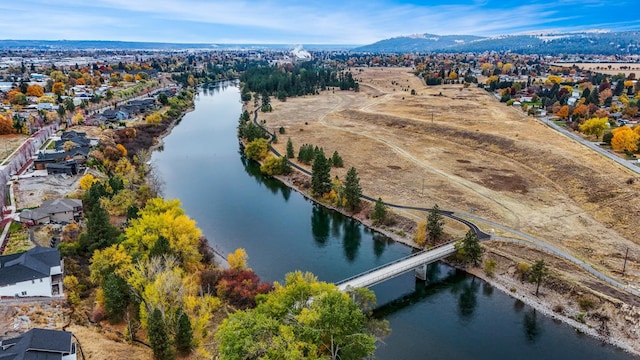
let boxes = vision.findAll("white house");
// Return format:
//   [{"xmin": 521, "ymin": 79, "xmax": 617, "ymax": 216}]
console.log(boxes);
[
  {"xmin": 0, "ymin": 247, "xmax": 64, "ymax": 298},
  {"xmin": 0, "ymin": 328, "xmax": 76, "ymax": 360}
]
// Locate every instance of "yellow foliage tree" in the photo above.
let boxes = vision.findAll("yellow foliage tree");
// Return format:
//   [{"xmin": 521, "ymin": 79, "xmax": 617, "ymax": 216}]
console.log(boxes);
[
  {"xmin": 116, "ymin": 143, "xmax": 128, "ymax": 157},
  {"xmin": 124, "ymin": 198, "xmax": 202, "ymax": 269},
  {"xmin": 79, "ymin": 173, "xmax": 97, "ymax": 190},
  {"xmin": 63, "ymin": 275, "xmax": 81, "ymax": 306},
  {"xmin": 72, "ymin": 111, "xmax": 84, "ymax": 125},
  {"xmin": 546, "ymin": 75, "xmax": 563, "ymax": 84},
  {"xmin": 578, "ymin": 117, "xmax": 608, "ymax": 140},
  {"xmin": 414, "ymin": 221, "xmax": 427, "ymax": 247},
  {"xmin": 611, "ymin": 126, "xmax": 639, "ymax": 153},
  {"xmin": 227, "ymin": 248, "xmax": 248, "ymax": 270},
  {"xmin": 89, "ymin": 244, "xmax": 133, "ymax": 284},
  {"xmin": 124, "ymin": 73, "xmax": 135, "ymax": 82},
  {"xmin": 244, "ymin": 138, "xmax": 269, "ymax": 161},
  {"xmin": 145, "ymin": 112, "xmax": 163, "ymax": 124}
]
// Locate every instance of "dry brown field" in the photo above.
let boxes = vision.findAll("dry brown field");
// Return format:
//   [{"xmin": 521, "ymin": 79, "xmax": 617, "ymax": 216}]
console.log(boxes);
[
  {"xmin": 260, "ymin": 67, "xmax": 640, "ymax": 292},
  {"xmin": 0, "ymin": 134, "xmax": 29, "ymax": 163},
  {"xmin": 553, "ymin": 62, "xmax": 640, "ymax": 76}
]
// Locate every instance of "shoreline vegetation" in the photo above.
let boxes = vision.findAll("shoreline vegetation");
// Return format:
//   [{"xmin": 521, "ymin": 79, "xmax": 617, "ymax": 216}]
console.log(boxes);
[{"xmin": 239, "ymin": 98, "xmax": 640, "ymax": 356}]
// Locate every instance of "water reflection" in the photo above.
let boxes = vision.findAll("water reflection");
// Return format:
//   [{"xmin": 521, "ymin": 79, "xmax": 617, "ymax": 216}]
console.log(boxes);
[
  {"xmin": 311, "ymin": 205, "xmax": 330, "ymax": 246},
  {"xmin": 523, "ymin": 309, "xmax": 542, "ymax": 343},
  {"xmin": 456, "ymin": 278, "xmax": 479, "ymax": 321},
  {"xmin": 342, "ymin": 219, "xmax": 362, "ymax": 262}
]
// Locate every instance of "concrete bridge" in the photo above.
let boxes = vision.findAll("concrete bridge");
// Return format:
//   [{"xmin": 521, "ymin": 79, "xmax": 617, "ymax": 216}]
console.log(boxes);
[{"xmin": 336, "ymin": 242, "xmax": 457, "ymax": 291}]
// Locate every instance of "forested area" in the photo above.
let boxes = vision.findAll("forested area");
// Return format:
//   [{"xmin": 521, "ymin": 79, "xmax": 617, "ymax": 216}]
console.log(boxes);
[{"xmin": 240, "ymin": 60, "xmax": 358, "ymax": 100}]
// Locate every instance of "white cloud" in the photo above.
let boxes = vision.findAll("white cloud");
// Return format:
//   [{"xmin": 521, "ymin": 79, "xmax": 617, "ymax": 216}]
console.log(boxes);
[{"xmin": 1, "ymin": 0, "xmax": 636, "ymax": 44}]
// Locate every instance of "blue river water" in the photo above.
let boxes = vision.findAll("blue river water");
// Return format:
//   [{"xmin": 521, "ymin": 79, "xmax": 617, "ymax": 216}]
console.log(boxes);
[{"xmin": 151, "ymin": 82, "xmax": 636, "ymax": 359}]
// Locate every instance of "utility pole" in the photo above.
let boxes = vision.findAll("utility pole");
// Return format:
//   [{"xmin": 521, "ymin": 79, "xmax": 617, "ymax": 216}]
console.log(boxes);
[{"xmin": 622, "ymin": 247, "xmax": 629, "ymax": 275}]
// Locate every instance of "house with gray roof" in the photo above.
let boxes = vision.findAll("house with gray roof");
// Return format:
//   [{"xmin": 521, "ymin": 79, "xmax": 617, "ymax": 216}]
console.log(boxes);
[
  {"xmin": 19, "ymin": 198, "xmax": 82, "ymax": 225},
  {"xmin": 0, "ymin": 246, "xmax": 64, "ymax": 298},
  {"xmin": 0, "ymin": 328, "xmax": 76, "ymax": 360}
]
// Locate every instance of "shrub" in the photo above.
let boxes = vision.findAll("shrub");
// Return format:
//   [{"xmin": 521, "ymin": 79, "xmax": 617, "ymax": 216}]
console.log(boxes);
[
  {"xmin": 578, "ymin": 296, "xmax": 596, "ymax": 312},
  {"xmin": 484, "ymin": 258, "xmax": 497, "ymax": 277}
]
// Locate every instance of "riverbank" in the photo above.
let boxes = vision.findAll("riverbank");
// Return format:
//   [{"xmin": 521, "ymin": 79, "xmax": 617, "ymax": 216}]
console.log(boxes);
[{"xmin": 264, "ymin": 150, "xmax": 640, "ymax": 357}]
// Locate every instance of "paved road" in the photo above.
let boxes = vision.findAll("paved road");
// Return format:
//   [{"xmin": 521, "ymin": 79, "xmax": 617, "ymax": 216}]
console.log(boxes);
[{"xmin": 539, "ymin": 116, "xmax": 640, "ymax": 174}]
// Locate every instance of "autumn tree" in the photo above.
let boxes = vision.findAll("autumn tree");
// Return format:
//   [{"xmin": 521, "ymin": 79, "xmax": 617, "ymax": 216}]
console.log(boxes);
[
  {"xmin": 414, "ymin": 221, "xmax": 427, "ymax": 247},
  {"xmin": 227, "ymin": 248, "xmax": 248, "ymax": 270},
  {"xmin": 0, "ymin": 114, "xmax": 14, "ymax": 134},
  {"xmin": 52, "ymin": 82, "xmax": 65, "ymax": 96},
  {"xmin": 611, "ymin": 126, "xmax": 639, "ymax": 153},
  {"xmin": 529, "ymin": 259, "xmax": 548, "ymax": 296},
  {"xmin": 244, "ymin": 138, "xmax": 269, "ymax": 161},
  {"xmin": 578, "ymin": 117, "xmax": 608, "ymax": 140},
  {"xmin": 216, "ymin": 268, "xmax": 272, "ymax": 309},
  {"xmin": 343, "ymin": 167, "xmax": 362, "ymax": 212},
  {"xmin": 25, "ymin": 84, "xmax": 44, "ymax": 97},
  {"xmin": 599, "ymin": 88, "xmax": 613, "ymax": 105},
  {"xmin": 426, "ymin": 204, "xmax": 445, "ymax": 244},
  {"xmin": 216, "ymin": 271, "xmax": 380, "ymax": 360},
  {"xmin": 123, "ymin": 198, "xmax": 202, "ymax": 269},
  {"xmin": 556, "ymin": 105, "xmax": 570, "ymax": 119},
  {"xmin": 455, "ymin": 230, "xmax": 483, "ymax": 266}
]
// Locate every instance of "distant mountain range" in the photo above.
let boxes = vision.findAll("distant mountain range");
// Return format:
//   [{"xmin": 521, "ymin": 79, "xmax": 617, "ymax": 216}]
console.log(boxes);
[
  {"xmin": 0, "ymin": 40, "xmax": 355, "ymax": 51},
  {"xmin": 353, "ymin": 31, "xmax": 640, "ymax": 55}
]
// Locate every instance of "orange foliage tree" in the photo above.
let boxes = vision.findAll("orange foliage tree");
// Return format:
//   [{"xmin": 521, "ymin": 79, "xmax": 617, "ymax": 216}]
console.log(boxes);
[
  {"xmin": 556, "ymin": 105, "xmax": 570, "ymax": 119},
  {"xmin": 26, "ymin": 84, "xmax": 44, "ymax": 97},
  {"xmin": 0, "ymin": 114, "xmax": 14, "ymax": 134},
  {"xmin": 611, "ymin": 126, "xmax": 639, "ymax": 153}
]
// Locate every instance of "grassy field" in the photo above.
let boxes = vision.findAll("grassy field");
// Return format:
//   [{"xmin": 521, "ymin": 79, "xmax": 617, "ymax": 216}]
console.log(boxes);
[
  {"xmin": 0, "ymin": 134, "xmax": 29, "ymax": 165},
  {"xmin": 259, "ymin": 67, "xmax": 640, "ymax": 291}
]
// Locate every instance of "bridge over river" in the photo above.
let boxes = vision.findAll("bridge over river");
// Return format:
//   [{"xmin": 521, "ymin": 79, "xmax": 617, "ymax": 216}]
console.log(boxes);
[{"xmin": 336, "ymin": 242, "xmax": 458, "ymax": 290}]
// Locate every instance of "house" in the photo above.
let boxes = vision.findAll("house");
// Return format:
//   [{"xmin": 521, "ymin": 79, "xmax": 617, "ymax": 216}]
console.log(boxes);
[
  {"xmin": 0, "ymin": 328, "xmax": 76, "ymax": 360},
  {"xmin": 100, "ymin": 109, "xmax": 129, "ymax": 122},
  {"xmin": 19, "ymin": 198, "xmax": 82, "ymax": 225},
  {"xmin": 33, "ymin": 147, "xmax": 89, "ymax": 173},
  {"xmin": 0, "ymin": 246, "xmax": 64, "ymax": 297},
  {"xmin": 46, "ymin": 160, "xmax": 79, "ymax": 176}
]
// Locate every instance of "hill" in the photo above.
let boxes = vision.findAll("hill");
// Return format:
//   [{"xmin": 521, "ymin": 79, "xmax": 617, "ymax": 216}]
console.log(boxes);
[{"xmin": 354, "ymin": 30, "xmax": 640, "ymax": 55}]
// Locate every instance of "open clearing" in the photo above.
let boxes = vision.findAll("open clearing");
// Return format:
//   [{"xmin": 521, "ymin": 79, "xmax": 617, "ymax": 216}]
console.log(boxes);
[{"xmin": 261, "ymin": 67, "xmax": 640, "ymax": 292}]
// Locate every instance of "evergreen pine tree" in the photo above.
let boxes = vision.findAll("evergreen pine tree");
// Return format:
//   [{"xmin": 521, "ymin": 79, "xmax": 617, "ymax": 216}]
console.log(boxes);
[
  {"xmin": 426, "ymin": 204, "xmax": 444, "ymax": 244},
  {"xmin": 148, "ymin": 308, "xmax": 174, "ymax": 360},
  {"xmin": 371, "ymin": 198, "xmax": 387, "ymax": 225},
  {"xmin": 286, "ymin": 138, "xmax": 295, "ymax": 158},
  {"xmin": 80, "ymin": 203, "xmax": 120, "ymax": 255},
  {"xmin": 311, "ymin": 150, "xmax": 331, "ymax": 195},
  {"xmin": 175, "ymin": 311, "xmax": 193, "ymax": 355},
  {"xmin": 103, "ymin": 273, "xmax": 130, "ymax": 323},
  {"xmin": 343, "ymin": 167, "xmax": 362, "ymax": 212},
  {"xmin": 149, "ymin": 235, "xmax": 173, "ymax": 259},
  {"xmin": 455, "ymin": 230, "xmax": 483, "ymax": 266},
  {"xmin": 331, "ymin": 151, "xmax": 344, "ymax": 167}
]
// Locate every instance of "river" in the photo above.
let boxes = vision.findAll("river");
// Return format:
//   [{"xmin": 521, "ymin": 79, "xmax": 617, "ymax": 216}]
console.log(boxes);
[{"xmin": 151, "ymin": 82, "xmax": 635, "ymax": 359}]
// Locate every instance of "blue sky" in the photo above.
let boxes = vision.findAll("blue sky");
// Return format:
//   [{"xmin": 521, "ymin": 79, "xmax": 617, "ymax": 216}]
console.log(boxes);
[{"xmin": 2, "ymin": 0, "xmax": 639, "ymax": 44}]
